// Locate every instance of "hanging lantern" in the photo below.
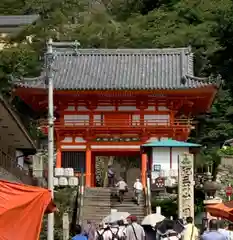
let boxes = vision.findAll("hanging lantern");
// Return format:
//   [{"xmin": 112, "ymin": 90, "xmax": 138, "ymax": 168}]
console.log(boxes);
[
  {"xmin": 68, "ymin": 177, "xmax": 78, "ymax": 186},
  {"xmin": 53, "ymin": 177, "xmax": 59, "ymax": 186},
  {"xmin": 59, "ymin": 177, "xmax": 68, "ymax": 186},
  {"xmin": 54, "ymin": 168, "xmax": 64, "ymax": 177}
]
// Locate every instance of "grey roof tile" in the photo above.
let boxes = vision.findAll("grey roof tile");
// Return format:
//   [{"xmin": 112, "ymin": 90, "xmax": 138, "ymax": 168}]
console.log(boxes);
[
  {"xmin": 14, "ymin": 47, "xmax": 216, "ymax": 90},
  {"xmin": 0, "ymin": 15, "xmax": 39, "ymax": 26}
]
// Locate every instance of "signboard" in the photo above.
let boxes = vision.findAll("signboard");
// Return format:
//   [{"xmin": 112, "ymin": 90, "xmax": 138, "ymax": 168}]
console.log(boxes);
[
  {"xmin": 151, "ymin": 177, "xmax": 165, "ymax": 191},
  {"xmin": 178, "ymin": 153, "xmax": 194, "ymax": 219}
]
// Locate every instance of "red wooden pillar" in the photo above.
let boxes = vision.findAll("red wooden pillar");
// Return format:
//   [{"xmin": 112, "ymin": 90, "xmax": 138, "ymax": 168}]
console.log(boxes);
[
  {"xmin": 141, "ymin": 153, "xmax": 147, "ymax": 188},
  {"xmin": 91, "ymin": 153, "xmax": 96, "ymax": 187},
  {"xmin": 86, "ymin": 146, "xmax": 92, "ymax": 187}
]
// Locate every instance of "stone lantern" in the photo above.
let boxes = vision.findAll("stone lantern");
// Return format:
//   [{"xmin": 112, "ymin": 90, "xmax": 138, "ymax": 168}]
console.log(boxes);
[{"xmin": 203, "ymin": 172, "xmax": 221, "ymax": 199}]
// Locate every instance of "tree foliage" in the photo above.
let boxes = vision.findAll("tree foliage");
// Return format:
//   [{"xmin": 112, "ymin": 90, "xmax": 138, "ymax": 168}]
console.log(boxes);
[
  {"xmin": 2, "ymin": 0, "xmax": 230, "ymax": 159},
  {"xmin": 2, "ymin": 0, "xmax": 233, "ymax": 229}
]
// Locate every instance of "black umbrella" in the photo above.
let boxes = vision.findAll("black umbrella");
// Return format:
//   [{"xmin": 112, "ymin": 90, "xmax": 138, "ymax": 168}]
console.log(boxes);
[
  {"xmin": 156, "ymin": 219, "xmax": 185, "ymax": 235},
  {"xmin": 173, "ymin": 219, "xmax": 185, "ymax": 233}
]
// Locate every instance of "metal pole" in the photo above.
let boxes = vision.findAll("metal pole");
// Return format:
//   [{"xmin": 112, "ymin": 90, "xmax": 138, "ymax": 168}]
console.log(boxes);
[
  {"xmin": 47, "ymin": 38, "xmax": 54, "ymax": 240},
  {"xmin": 79, "ymin": 169, "xmax": 85, "ymax": 225},
  {"xmin": 229, "ymin": 184, "xmax": 231, "ymax": 201}
]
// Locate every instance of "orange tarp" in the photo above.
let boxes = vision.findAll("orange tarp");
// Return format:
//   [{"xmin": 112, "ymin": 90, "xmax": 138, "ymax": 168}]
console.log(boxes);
[
  {"xmin": 0, "ymin": 180, "xmax": 56, "ymax": 240},
  {"xmin": 206, "ymin": 200, "xmax": 233, "ymax": 221}
]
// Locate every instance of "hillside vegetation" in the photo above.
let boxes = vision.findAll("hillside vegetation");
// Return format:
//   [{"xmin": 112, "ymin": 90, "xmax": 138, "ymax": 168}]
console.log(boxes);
[{"xmin": 1, "ymin": 0, "xmax": 233, "ymax": 170}]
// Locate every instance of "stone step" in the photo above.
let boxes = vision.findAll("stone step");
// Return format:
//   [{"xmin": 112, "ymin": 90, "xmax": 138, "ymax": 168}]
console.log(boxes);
[
  {"xmin": 83, "ymin": 207, "xmax": 111, "ymax": 212},
  {"xmin": 111, "ymin": 200, "xmax": 144, "ymax": 204},
  {"xmin": 84, "ymin": 203, "xmax": 110, "ymax": 207},
  {"xmin": 82, "ymin": 187, "xmax": 146, "ymax": 225}
]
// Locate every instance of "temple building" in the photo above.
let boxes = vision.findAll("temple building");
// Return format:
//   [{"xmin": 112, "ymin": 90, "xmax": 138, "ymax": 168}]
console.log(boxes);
[{"xmin": 13, "ymin": 46, "xmax": 218, "ymax": 187}]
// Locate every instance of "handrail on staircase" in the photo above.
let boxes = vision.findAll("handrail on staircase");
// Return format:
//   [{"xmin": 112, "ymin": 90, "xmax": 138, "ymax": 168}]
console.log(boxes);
[{"xmin": 145, "ymin": 176, "xmax": 152, "ymax": 215}]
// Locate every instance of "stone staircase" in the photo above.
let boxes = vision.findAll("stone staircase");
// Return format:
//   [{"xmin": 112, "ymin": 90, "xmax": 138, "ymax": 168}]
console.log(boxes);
[
  {"xmin": 82, "ymin": 187, "xmax": 146, "ymax": 224},
  {"xmin": 110, "ymin": 188, "xmax": 146, "ymax": 223},
  {"xmin": 82, "ymin": 187, "xmax": 111, "ymax": 224}
]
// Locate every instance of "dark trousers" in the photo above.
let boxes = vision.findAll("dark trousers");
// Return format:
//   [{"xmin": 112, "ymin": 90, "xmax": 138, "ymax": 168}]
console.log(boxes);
[
  {"xmin": 119, "ymin": 190, "xmax": 125, "ymax": 203},
  {"xmin": 108, "ymin": 176, "xmax": 114, "ymax": 187}
]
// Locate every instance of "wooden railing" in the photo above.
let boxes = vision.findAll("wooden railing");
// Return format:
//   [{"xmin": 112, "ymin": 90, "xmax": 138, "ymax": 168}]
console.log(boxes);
[
  {"xmin": 50, "ymin": 118, "xmax": 192, "ymax": 128},
  {"xmin": 0, "ymin": 149, "xmax": 37, "ymax": 185}
]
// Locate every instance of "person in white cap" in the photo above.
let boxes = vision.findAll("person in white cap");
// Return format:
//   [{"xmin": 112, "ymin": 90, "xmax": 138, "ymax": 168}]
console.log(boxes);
[{"xmin": 133, "ymin": 178, "xmax": 143, "ymax": 205}]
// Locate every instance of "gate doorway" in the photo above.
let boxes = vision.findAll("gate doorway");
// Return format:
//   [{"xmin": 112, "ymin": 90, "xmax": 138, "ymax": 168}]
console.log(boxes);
[{"xmin": 93, "ymin": 151, "xmax": 141, "ymax": 187}]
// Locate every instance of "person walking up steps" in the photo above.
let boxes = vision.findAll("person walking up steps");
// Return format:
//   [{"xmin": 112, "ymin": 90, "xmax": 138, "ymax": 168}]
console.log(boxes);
[
  {"xmin": 133, "ymin": 179, "xmax": 143, "ymax": 205},
  {"xmin": 115, "ymin": 178, "xmax": 128, "ymax": 203}
]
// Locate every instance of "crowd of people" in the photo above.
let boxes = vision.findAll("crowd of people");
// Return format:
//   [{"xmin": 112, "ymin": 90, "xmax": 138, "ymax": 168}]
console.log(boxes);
[
  {"xmin": 72, "ymin": 215, "xmax": 145, "ymax": 240},
  {"xmin": 71, "ymin": 166, "xmax": 233, "ymax": 240},
  {"xmin": 71, "ymin": 216, "xmax": 233, "ymax": 240}
]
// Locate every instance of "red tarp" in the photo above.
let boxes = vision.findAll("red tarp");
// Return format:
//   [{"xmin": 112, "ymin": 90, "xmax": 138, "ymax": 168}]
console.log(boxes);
[
  {"xmin": 0, "ymin": 180, "xmax": 56, "ymax": 240},
  {"xmin": 206, "ymin": 200, "xmax": 233, "ymax": 221}
]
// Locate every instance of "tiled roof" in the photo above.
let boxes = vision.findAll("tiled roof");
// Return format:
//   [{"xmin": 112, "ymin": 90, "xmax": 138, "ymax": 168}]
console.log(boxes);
[
  {"xmin": 14, "ymin": 47, "xmax": 216, "ymax": 90},
  {"xmin": 0, "ymin": 15, "xmax": 39, "ymax": 26}
]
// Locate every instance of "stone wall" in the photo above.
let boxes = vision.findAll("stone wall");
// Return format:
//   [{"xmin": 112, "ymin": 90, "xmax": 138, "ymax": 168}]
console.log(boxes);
[{"xmin": 216, "ymin": 164, "xmax": 233, "ymax": 198}]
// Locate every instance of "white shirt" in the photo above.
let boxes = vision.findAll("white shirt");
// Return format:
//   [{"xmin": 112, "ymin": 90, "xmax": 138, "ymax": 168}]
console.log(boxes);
[
  {"xmin": 116, "ymin": 181, "xmax": 127, "ymax": 190},
  {"xmin": 134, "ymin": 181, "xmax": 143, "ymax": 190}
]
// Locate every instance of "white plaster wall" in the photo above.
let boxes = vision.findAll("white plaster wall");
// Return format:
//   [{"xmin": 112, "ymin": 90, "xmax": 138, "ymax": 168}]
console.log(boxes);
[
  {"xmin": 144, "ymin": 114, "xmax": 170, "ymax": 125},
  {"xmin": 152, "ymin": 146, "xmax": 189, "ymax": 178},
  {"xmin": 152, "ymin": 147, "xmax": 170, "ymax": 177},
  {"xmin": 96, "ymin": 106, "xmax": 115, "ymax": 111},
  {"xmin": 64, "ymin": 114, "xmax": 89, "ymax": 125},
  {"xmin": 118, "ymin": 106, "xmax": 137, "ymax": 111}
]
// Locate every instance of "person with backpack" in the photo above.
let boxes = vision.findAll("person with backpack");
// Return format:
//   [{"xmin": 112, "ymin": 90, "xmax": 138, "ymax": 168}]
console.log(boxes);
[
  {"xmin": 96, "ymin": 224, "xmax": 112, "ymax": 240},
  {"xmin": 72, "ymin": 225, "xmax": 88, "ymax": 240},
  {"xmin": 117, "ymin": 220, "xmax": 127, "ymax": 240}
]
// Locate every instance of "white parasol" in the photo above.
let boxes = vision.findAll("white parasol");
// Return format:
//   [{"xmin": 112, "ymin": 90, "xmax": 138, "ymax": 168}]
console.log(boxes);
[
  {"xmin": 141, "ymin": 213, "xmax": 166, "ymax": 226},
  {"xmin": 102, "ymin": 211, "xmax": 130, "ymax": 224}
]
